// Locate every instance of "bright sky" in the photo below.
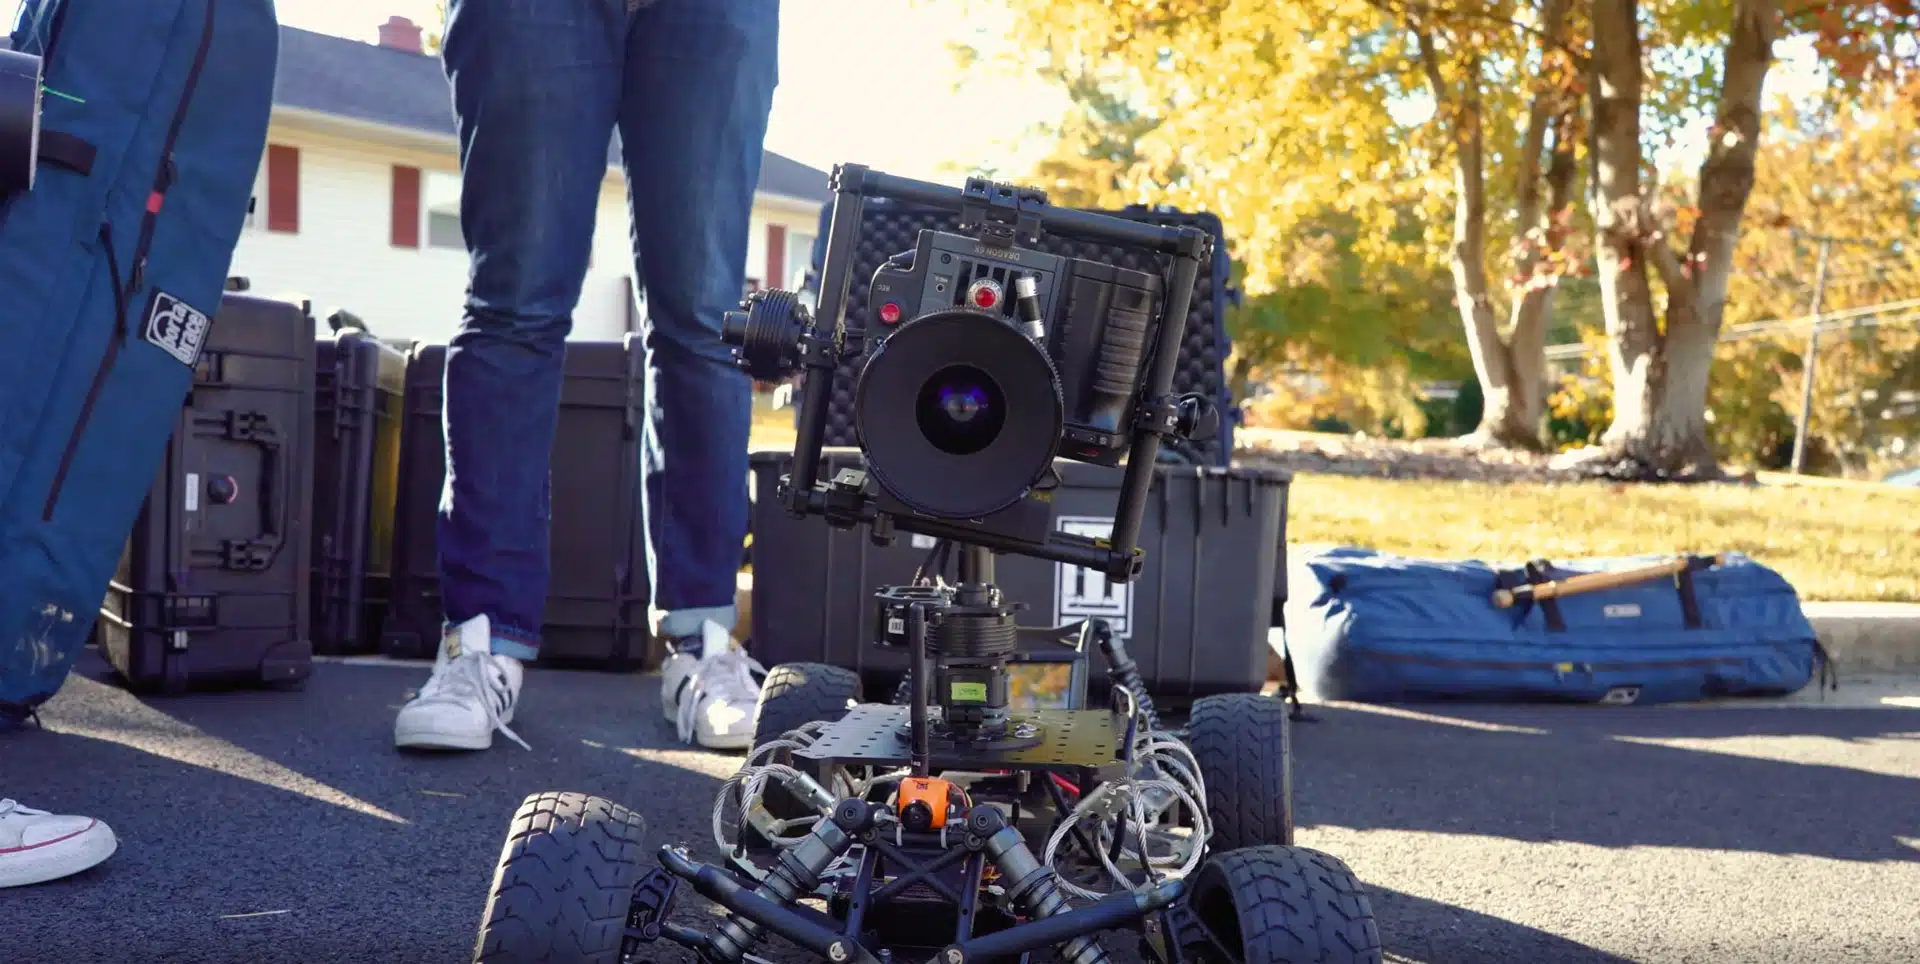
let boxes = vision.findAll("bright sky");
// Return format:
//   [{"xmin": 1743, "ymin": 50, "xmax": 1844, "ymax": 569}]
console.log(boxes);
[
  {"xmin": 275, "ymin": 0, "xmax": 1066, "ymax": 182},
  {"xmin": 271, "ymin": 1, "xmax": 1835, "ymax": 181}
]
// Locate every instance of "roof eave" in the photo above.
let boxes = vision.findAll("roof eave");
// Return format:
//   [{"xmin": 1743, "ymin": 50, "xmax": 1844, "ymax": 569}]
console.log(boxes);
[
  {"xmin": 273, "ymin": 105, "xmax": 830, "ymax": 205},
  {"xmin": 274, "ymin": 104, "xmax": 460, "ymax": 152},
  {"xmin": 756, "ymin": 191, "xmax": 828, "ymax": 214}
]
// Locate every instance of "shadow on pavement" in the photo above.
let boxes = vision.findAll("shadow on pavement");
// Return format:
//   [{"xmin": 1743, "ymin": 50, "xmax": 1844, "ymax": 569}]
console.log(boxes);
[
  {"xmin": 1368, "ymin": 885, "xmax": 1637, "ymax": 964},
  {"xmin": 4, "ymin": 649, "xmax": 737, "ymax": 964},
  {"xmin": 1291, "ymin": 700, "xmax": 1920, "ymax": 863},
  {"xmin": 16, "ymin": 652, "xmax": 1915, "ymax": 963}
]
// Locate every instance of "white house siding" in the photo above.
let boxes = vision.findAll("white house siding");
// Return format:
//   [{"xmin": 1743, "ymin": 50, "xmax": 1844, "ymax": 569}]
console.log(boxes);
[
  {"xmin": 228, "ymin": 112, "xmax": 829, "ymax": 349},
  {"xmin": 230, "ymin": 116, "xmax": 639, "ymax": 345},
  {"xmin": 746, "ymin": 196, "xmax": 824, "ymax": 293}
]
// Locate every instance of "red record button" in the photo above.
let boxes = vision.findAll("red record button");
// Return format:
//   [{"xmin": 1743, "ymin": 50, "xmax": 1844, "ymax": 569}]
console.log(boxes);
[
  {"xmin": 878, "ymin": 302, "xmax": 902, "ymax": 324},
  {"xmin": 968, "ymin": 278, "xmax": 1003, "ymax": 310}
]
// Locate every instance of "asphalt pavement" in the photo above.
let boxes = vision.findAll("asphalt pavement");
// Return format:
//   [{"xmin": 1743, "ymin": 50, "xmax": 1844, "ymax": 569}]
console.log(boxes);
[{"xmin": 5, "ymin": 648, "xmax": 1918, "ymax": 964}]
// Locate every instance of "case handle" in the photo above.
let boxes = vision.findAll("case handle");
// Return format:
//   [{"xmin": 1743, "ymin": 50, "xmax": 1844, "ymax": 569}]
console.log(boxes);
[{"xmin": 216, "ymin": 409, "xmax": 288, "ymax": 571}]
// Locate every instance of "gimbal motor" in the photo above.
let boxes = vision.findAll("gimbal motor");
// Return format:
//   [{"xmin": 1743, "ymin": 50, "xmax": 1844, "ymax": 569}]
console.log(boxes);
[{"xmin": 873, "ymin": 580, "xmax": 1041, "ymax": 752}]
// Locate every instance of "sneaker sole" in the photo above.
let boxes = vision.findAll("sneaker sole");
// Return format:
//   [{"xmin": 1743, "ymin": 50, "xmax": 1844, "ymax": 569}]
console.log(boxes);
[
  {"xmin": 0, "ymin": 820, "xmax": 118, "ymax": 888},
  {"xmin": 394, "ymin": 727, "xmax": 493, "ymax": 751},
  {"xmin": 696, "ymin": 730, "xmax": 754, "ymax": 751}
]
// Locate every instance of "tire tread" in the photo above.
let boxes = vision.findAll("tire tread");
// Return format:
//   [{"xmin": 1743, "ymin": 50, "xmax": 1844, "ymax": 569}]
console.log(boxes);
[
  {"xmin": 752, "ymin": 662, "xmax": 863, "ymax": 748},
  {"xmin": 473, "ymin": 791, "xmax": 649, "ymax": 964},
  {"xmin": 1188, "ymin": 692, "xmax": 1294, "ymax": 850},
  {"xmin": 1200, "ymin": 845, "xmax": 1382, "ymax": 964}
]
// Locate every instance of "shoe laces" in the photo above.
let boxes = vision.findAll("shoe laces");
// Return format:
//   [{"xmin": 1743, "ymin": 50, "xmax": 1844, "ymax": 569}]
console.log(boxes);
[
  {"xmin": 674, "ymin": 647, "xmax": 767, "ymax": 744},
  {"xmin": 417, "ymin": 651, "xmax": 530, "ymax": 751}
]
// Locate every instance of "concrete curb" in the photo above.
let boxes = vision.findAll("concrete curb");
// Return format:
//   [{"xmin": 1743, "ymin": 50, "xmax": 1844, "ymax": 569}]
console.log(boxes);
[{"xmin": 1803, "ymin": 602, "xmax": 1920, "ymax": 675}]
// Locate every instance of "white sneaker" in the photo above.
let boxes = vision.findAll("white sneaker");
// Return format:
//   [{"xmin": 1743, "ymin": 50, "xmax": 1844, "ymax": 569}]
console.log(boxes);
[
  {"xmin": 660, "ymin": 621, "xmax": 766, "ymax": 750},
  {"xmin": 0, "ymin": 799, "xmax": 118, "ymax": 888},
  {"xmin": 394, "ymin": 615, "xmax": 529, "ymax": 751}
]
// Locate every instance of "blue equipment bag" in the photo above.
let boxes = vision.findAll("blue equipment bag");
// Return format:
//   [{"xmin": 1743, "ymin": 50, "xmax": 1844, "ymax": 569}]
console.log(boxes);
[
  {"xmin": 0, "ymin": 0, "xmax": 279, "ymax": 725},
  {"xmin": 1282, "ymin": 548, "xmax": 1824, "ymax": 706}
]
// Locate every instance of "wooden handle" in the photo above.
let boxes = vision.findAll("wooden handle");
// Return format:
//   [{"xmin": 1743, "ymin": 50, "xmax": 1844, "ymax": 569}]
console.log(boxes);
[{"xmin": 1492, "ymin": 554, "xmax": 1725, "ymax": 609}]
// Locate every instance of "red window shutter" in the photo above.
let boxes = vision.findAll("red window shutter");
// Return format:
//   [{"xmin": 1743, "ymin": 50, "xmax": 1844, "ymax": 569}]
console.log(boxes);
[
  {"xmin": 391, "ymin": 165, "xmax": 421, "ymax": 248},
  {"xmin": 266, "ymin": 145, "xmax": 300, "ymax": 233},
  {"xmin": 766, "ymin": 223, "xmax": 787, "ymax": 292}
]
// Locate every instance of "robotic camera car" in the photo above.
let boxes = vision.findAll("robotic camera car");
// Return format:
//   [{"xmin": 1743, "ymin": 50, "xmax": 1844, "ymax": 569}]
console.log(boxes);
[{"xmin": 470, "ymin": 165, "xmax": 1382, "ymax": 964}]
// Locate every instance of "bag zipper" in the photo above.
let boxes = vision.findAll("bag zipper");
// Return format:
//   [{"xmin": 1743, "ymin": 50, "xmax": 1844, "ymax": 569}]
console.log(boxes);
[
  {"xmin": 41, "ymin": 0, "xmax": 217, "ymax": 522},
  {"xmin": 1367, "ymin": 650, "xmax": 1746, "ymax": 674}
]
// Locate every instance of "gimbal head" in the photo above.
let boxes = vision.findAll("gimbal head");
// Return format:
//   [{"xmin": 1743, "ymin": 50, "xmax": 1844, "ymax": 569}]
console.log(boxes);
[{"xmin": 722, "ymin": 163, "xmax": 1217, "ymax": 586}]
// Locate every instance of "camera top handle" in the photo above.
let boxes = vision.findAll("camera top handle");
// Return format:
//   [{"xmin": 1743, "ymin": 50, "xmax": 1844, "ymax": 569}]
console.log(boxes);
[{"xmin": 786, "ymin": 163, "xmax": 1214, "ymax": 584}]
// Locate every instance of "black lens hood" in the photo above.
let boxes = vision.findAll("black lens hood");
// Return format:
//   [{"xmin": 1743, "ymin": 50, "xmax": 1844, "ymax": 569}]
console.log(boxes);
[{"xmin": 854, "ymin": 308, "xmax": 1064, "ymax": 520}]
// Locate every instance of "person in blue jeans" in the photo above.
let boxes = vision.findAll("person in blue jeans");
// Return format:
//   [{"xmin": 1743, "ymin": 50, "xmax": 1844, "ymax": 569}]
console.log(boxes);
[{"xmin": 393, "ymin": 0, "xmax": 777, "ymax": 753}]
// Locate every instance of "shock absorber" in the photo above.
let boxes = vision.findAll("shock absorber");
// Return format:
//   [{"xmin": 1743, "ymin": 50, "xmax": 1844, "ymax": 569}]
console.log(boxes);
[
  {"xmin": 969, "ymin": 807, "xmax": 1113, "ymax": 964},
  {"xmin": 676, "ymin": 798, "xmax": 876, "ymax": 964}
]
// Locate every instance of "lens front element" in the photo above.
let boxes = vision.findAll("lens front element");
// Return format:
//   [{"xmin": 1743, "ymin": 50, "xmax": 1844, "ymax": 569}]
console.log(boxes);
[
  {"xmin": 916, "ymin": 364, "xmax": 1006, "ymax": 457},
  {"xmin": 854, "ymin": 308, "xmax": 1065, "ymax": 519}
]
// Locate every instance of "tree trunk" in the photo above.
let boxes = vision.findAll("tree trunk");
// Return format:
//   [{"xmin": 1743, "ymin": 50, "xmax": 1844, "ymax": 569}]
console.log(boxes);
[
  {"xmin": 1229, "ymin": 351, "xmax": 1255, "ymax": 410},
  {"xmin": 1502, "ymin": 105, "xmax": 1581, "ymax": 446},
  {"xmin": 1590, "ymin": 0, "xmax": 1778, "ymax": 477},
  {"xmin": 1589, "ymin": 0, "xmax": 1662, "ymax": 458},
  {"xmin": 1418, "ymin": 0, "xmax": 1579, "ymax": 453},
  {"xmin": 1446, "ymin": 82, "xmax": 1534, "ymax": 448},
  {"xmin": 1417, "ymin": 36, "xmax": 1544, "ymax": 450}
]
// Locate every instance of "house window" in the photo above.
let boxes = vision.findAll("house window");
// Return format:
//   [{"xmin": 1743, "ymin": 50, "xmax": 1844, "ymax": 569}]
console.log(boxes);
[
  {"xmin": 424, "ymin": 170, "xmax": 463, "ymax": 249},
  {"xmin": 391, "ymin": 165, "xmax": 422, "ymax": 248},
  {"xmin": 265, "ymin": 144, "xmax": 299, "ymax": 233},
  {"xmin": 765, "ymin": 224, "xmax": 787, "ymax": 298},
  {"xmin": 787, "ymin": 231, "xmax": 816, "ymax": 288}
]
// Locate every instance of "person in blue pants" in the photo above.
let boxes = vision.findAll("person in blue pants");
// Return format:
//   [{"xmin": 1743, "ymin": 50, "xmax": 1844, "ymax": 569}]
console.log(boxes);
[{"xmin": 393, "ymin": 0, "xmax": 777, "ymax": 753}]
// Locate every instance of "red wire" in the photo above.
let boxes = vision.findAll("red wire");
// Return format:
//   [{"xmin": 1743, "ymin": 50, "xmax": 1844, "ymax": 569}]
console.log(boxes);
[{"xmin": 1050, "ymin": 774, "xmax": 1081, "ymax": 797}]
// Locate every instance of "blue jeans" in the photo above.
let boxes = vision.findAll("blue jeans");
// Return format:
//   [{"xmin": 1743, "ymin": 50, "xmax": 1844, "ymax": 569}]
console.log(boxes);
[{"xmin": 437, "ymin": 0, "xmax": 776, "ymax": 659}]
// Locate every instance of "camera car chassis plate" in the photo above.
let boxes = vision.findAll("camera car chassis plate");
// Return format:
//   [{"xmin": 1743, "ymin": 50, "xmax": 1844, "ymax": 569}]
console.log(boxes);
[{"xmin": 796, "ymin": 704, "xmax": 1123, "ymax": 773}]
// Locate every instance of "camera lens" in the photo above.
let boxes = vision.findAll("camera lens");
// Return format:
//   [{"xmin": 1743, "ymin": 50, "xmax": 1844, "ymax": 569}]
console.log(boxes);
[
  {"xmin": 916, "ymin": 365, "xmax": 1004, "ymax": 456},
  {"xmin": 854, "ymin": 308, "xmax": 1065, "ymax": 519}
]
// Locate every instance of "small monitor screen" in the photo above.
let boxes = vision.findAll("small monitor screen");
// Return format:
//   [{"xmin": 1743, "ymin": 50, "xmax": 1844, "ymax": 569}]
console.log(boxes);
[{"xmin": 1006, "ymin": 660, "xmax": 1076, "ymax": 711}]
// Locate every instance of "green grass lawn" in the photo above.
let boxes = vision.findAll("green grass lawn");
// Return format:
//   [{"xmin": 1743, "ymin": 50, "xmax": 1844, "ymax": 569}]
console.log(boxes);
[
  {"xmin": 748, "ymin": 396, "xmax": 1917, "ymax": 602},
  {"xmin": 1286, "ymin": 473, "xmax": 1919, "ymax": 602}
]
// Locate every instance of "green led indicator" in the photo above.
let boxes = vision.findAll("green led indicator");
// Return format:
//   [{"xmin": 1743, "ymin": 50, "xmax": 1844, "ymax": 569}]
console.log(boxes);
[{"xmin": 950, "ymin": 682, "xmax": 988, "ymax": 703}]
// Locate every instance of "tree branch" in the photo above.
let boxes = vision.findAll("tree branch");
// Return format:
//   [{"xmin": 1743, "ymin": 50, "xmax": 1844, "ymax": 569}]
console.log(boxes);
[
  {"xmin": 1364, "ymin": 0, "xmax": 1592, "ymax": 70},
  {"xmin": 1685, "ymin": 0, "xmax": 1780, "ymax": 324},
  {"xmin": 1510, "ymin": 0, "xmax": 1575, "ymax": 282},
  {"xmin": 1413, "ymin": 25, "xmax": 1450, "ymax": 111},
  {"xmin": 1646, "ymin": 235, "xmax": 1692, "ymax": 300}
]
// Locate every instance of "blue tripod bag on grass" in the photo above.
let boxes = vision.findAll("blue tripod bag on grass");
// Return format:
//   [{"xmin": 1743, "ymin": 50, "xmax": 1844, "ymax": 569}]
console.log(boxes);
[
  {"xmin": 1282, "ymin": 547, "xmax": 1825, "ymax": 706},
  {"xmin": 0, "ymin": 0, "xmax": 279, "ymax": 726}
]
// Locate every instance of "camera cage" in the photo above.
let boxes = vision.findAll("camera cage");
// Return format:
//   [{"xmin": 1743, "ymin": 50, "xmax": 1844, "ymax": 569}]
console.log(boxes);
[{"xmin": 733, "ymin": 163, "xmax": 1218, "ymax": 585}]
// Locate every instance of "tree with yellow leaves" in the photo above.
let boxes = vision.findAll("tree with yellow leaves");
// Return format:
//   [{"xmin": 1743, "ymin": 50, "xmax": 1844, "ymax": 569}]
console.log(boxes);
[
  {"xmin": 1566, "ymin": 70, "xmax": 1920, "ymax": 473},
  {"xmin": 957, "ymin": 0, "xmax": 1592, "ymax": 449},
  {"xmin": 962, "ymin": 0, "xmax": 1919, "ymax": 474},
  {"xmin": 1579, "ymin": 0, "xmax": 1916, "ymax": 477}
]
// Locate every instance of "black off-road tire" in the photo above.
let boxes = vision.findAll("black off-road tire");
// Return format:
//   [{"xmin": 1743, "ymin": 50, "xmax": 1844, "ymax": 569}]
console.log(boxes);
[
  {"xmin": 473, "ymin": 792, "xmax": 649, "ymax": 964},
  {"xmin": 1188, "ymin": 692, "xmax": 1294, "ymax": 850},
  {"xmin": 1185, "ymin": 846, "xmax": 1382, "ymax": 964},
  {"xmin": 751, "ymin": 662, "xmax": 863, "ymax": 748},
  {"xmin": 742, "ymin": 663, "xmax": 864, "ymax": 850}
]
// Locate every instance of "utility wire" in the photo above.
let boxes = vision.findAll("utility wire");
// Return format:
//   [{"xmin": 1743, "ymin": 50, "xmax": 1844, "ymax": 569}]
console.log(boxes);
[{"xmin": 1543, "ymin": 296, "xmax": 1920, "ymax": 360}]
